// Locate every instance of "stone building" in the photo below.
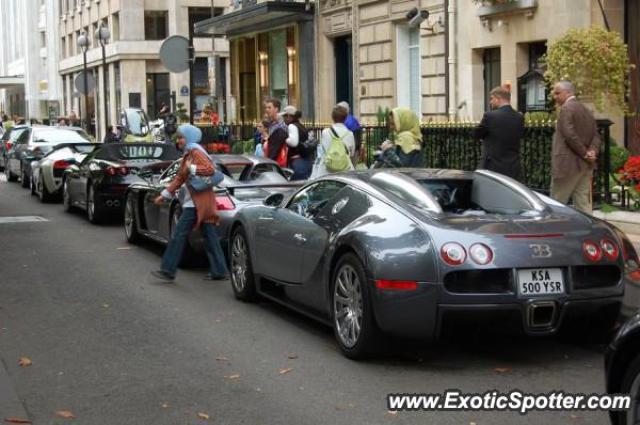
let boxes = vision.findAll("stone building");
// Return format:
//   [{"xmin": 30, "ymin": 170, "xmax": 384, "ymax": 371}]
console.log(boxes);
[{"xmin": 57, "ymin": 0, "xmax": 229, "ymax": 139}]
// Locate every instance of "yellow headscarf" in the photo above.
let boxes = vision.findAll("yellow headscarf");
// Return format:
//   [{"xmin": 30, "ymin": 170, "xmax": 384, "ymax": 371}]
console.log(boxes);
[{"xmin": 391, "ymin": 108, "xmax": 422, "ymax": 154}]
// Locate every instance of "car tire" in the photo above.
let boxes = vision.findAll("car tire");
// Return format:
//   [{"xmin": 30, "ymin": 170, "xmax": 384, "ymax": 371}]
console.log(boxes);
[
  {"xmin": 124, "ymin": 192, "xmax": 141, "ymax": 244},
  {"xmin": 229, "ymin": 226, "xmax": 257, "ymax": 302},
  {"xmin": 62, "ymin": 180, "xmax": 76, "ymax": 212},
  {"xmin": 38, "ymin": 178, "xmax": 55, "ymax": 203},
  {"xmin": 170, "ymin": 204, "xmax": 197, "ymax": 267},
  {"xmin": 30, "ymin": 175, "xmax": 36, "ymax": 196},
  {"xmin": 331, "ymin": 253, "xmax": 382, "ymax": 360},
  {"xmin": 20, "ymin": 166, "xmax": 29, "ymax": 188},
  {"xmin": 87, "ymin": 184, "xmax": 103, "ymax": 224},
  {"xmin": 614, "ymin": 353, "xmax": 640, "ymax": 425}
]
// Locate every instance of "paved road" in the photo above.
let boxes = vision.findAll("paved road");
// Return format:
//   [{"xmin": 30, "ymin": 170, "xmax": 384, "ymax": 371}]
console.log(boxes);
[{"xmin": 0, "ymin": 176, "xmax": 621, "ymax": 424}]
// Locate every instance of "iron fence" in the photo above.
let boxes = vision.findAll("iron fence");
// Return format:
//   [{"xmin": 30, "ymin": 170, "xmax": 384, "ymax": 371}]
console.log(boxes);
[{"xmin": 195, "ymin": 119, "xmax": 616, "ymax": 208}]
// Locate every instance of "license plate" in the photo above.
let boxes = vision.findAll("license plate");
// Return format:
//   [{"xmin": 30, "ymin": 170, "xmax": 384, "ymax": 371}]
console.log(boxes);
[{"xmin": 517, "ymin": 268, "xmax": 565, "ymax": 297}]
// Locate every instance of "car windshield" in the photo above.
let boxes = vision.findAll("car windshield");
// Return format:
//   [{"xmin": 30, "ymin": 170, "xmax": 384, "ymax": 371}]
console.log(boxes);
[
  {"xmin": 95, "ymin": 143, "xmax": 181, "ymax": 161},
  {"xmin": 125, "ymin": 109, "xmax": 149, "ymax": 136},
  {"xmin": 33, "ymin": 129, "xmax": 92, "ymax": 144}
]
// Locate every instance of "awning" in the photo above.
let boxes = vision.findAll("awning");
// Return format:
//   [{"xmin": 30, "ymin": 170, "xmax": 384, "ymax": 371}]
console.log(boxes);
[
  {"xmin": 0, "ymin": 76, "xmax": 24, "ymax": 89},
  {"xmin": 194, "ymin": 1, "xmax": 314, "ymax": 38}
]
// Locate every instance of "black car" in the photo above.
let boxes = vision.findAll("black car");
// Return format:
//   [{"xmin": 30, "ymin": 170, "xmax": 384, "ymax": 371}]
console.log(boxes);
[
  {"xmin": 607, "ymin": 310, "xmax": 640, "ymax": 424},
  {"xmin": 1, "ymin": 124, "xmax": 30, "ymax": 175},
  {"xmin": 63, "ymin": 143, "xmax": 181, "ymax": 223}
]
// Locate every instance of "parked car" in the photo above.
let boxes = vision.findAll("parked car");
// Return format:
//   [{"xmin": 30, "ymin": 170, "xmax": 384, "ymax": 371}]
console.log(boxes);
[
  {"xmin": 227, "ymin": 168, "xmax": 635, "ymax": 359},
  {"xmin": 123, "ymin": 154, "xmax": 302, "ymax": 263},
  {"xmin": 63, "ymin": 143, "xmax": 181, "ymax": 223},
  {"xmin": 1, "ymin": 124, "xmax": 30, "ymax": 174},
  {"xmin": 119, "ymin": 108, "xmax": 153, "ymax": 143},
  {"xmin": 606, "ymin": 311, "xmax": 640, "ymax": 425},
  {"xmin": 4, "ymin": 126, "xmax": 92, "ymax": 188},
  {"xmin": 30, "ymin": 142, "xmax": 99, "ymax": 202}
]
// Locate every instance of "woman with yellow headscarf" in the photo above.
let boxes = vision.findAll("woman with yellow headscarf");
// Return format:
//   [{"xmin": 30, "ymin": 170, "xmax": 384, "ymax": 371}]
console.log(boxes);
[{"xmin": 388, "ymin": 108, "xmax": 424, "ymax": 167}]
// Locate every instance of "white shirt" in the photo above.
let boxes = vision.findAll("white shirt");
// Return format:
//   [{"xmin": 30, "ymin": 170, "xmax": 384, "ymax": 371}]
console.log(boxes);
[
  {"xmin": 310, "ymin": 123, "xmax": 355, "ymax": 178},
  {"xmin": 286, "ymin": 123, "xmax": 299, "ymax": 148}
]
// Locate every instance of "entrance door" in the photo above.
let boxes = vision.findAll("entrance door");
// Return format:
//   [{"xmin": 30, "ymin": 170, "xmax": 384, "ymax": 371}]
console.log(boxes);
[
  {"xmin": 335, "ymin": 36, "xmax": 353, "ymax": 107},
  {"xmin": 238, "ymin": 37, "xmax": 257, "ymax": 123}
]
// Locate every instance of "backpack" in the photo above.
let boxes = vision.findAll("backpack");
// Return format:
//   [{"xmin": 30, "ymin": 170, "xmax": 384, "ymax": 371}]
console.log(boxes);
[
  {"xmin": 293, "ymin": 122, "xmax": 317, "ymax": 159},
  {"xmin": 324, "ymin": 126, "xmax": 351, "ymax": 172}
]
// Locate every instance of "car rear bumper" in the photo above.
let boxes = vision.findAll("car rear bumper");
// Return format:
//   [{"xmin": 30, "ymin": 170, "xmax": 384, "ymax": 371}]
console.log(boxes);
[{"xmin": 371, "ymin": 281, "xmax": 623, "ymax": 340}]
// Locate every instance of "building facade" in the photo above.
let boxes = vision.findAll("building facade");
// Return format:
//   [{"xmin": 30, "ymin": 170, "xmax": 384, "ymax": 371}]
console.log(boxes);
[
  {"xmin": 57, "ymin": 0, "xmax": 230, "ymax": 140},
  {"xmin": 0, "ymin": 0, "xmax": 62, "ymax": 121}
]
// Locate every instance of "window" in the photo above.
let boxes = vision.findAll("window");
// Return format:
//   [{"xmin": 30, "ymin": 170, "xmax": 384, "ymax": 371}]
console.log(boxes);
[
  {"xmin": 40, "ymin": 32, "xmax": 46, "ymax": 48},
  {"xmin": 483, "ymin": 48, "xmax": 501, "ymax": 111},
  {"xmin": 396, "ymin": 26, "xmax": 421, "ymax": 115},
  {"xmin": 111, "ymin": 13, "xmax": 119, "ymax": 41},
  {"xmin": 61, "ymin": 36, "xmax": 66, "ymax": 59},
  {"xmin": 287, "ymin": 181, "xmax": 346, "ymax": 218},
  {"xmin": 114, "ymin": 62, "xmax": 121, "ymax": 113},
  {"xmin": 144, "ymin": 11, "xmax": 168, "ymax": 40}
]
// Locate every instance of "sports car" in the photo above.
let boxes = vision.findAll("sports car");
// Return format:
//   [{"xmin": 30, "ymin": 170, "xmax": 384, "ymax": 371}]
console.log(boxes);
[
  {"xmin": 63, "ymin": 143, "xmax": 181, "ymax": 223},
  {"xmin": 227, "ymin": 168, "xmax": 636, "ymax": 359},
  {"xmin": 123, "ymin": 154, "xmax": 302, "ymax": 263},
  {"xmin": 30, "ymin": 142, "xmax": 100, "ymax": 202},
  {"xmin": 606, "ymin": 312, "xmax": 640, "ymax": 425}
]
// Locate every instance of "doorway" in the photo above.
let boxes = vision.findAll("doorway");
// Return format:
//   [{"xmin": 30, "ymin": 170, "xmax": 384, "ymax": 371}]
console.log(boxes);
[
  {"xmin": 146, "ymin": 73, "xmax": 170, "ymax": 119},
  {"xmin": 335, "ymin": 35, "xmax": 353, "ymax": 108}
]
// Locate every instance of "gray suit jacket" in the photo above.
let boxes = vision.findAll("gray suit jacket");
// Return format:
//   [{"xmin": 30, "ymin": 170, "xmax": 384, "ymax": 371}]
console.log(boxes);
[{"xmin": 552, "ymin": 99, "xmax": 601, "ymax": 179}]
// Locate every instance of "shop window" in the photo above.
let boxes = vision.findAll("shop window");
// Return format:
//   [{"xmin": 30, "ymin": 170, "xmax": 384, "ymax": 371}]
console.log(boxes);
[
  {"xmin": 144, "ymin": 11, "xmax": 168, "ymax": 40},
  {"xmin": 397, "ymin": 25, "xmax": 421, "ymax": 115},
  {"xmin": 483, "ymin": 48, "xmax": 501, "ymax": 111}
]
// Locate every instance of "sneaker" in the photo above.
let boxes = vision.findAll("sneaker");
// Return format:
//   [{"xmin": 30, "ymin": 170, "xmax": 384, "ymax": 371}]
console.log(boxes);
[
  {"xmin": 151, "ymin": 270, "xmax": 175, "ymax": 282},
  {"xmin": 203, "ymin": 273, "xmax": 228, "ymax": 281}
]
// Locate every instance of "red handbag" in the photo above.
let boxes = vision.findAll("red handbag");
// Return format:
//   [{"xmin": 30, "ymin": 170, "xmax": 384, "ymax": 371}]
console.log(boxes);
[{"xmin": 276, "ymin": 145, "xmax": 289, "ymax": 168}]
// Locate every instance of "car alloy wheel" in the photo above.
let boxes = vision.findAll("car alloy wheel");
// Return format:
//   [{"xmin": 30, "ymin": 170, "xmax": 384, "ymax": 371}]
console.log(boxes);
[
  {"xmin": 333, "ymin": 264, "xmax": 364, "ymax": 349},
  {"xmin": 20, "ymin": 167, "xmax": 29, "ymax": 188},
  {"xmin": 30, "ymin": 175, "xmax": 36, "ymax": 196},
  {"xmin": 229, "ymin": 227, "xmax": 257, "ymax": 301},
  {"xmin": 87, "ymin": 185, "xmax": 101, "ymax": 223},
  {"xmin": 124, "ymin": 193, "xmax": 140, "ymax": 243}
]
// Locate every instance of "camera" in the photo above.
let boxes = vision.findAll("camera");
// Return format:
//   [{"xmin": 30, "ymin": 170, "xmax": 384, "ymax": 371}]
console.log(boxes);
[{"xmin": 406, "ymin": 7, "xmax": 429, "ymax": 27}]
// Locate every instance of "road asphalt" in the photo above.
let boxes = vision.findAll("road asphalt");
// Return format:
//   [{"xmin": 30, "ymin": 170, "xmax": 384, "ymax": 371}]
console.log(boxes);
[{"xmin": 0, "ymin": 175, "xmax": 629, "ymax": 425}]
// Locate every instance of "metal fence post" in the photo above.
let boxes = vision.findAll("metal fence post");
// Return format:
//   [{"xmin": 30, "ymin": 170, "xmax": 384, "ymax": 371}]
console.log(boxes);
[{"xmin": 596, "ymin": 119, "xmax": 613, "ymax": 204}]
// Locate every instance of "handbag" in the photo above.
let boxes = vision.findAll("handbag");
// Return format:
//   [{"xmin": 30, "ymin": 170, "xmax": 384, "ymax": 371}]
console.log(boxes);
[
  {"xmin": 276, "ymin": 144, "xmax": 289, "ymax": 168},
  {"xmin": 188, "ymin": 170, "xmax": 224, "ymax": 192}
]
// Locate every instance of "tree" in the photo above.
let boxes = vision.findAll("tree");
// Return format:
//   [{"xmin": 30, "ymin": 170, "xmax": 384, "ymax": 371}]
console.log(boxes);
[{"xmin": 544, "ymin": 26, "xmax": 632, "ymax": 113}]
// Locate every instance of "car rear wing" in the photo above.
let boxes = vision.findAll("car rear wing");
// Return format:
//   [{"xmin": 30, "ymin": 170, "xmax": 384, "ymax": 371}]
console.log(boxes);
[{"xmin": 214, "ymin": 182, "xmax": 305, "ymax": 197}]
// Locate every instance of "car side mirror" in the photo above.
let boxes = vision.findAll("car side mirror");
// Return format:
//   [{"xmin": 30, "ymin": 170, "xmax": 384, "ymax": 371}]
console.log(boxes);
[
  {"xmin": 282, "ymin": 168, "xmax": 294, "ymax": 180},
  {"xmin": 264, "ymin": 192, "xmax": 284, "ymax": 207}
]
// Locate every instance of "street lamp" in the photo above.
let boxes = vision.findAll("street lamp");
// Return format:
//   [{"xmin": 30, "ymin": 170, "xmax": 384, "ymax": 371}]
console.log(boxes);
[
  {"xmin": 77, "ymin": 31, "xmax": 90, "ymax": 132},
  {"xmin": 95, "ymin": 22, "xmax": 110, "ymax": 134}
]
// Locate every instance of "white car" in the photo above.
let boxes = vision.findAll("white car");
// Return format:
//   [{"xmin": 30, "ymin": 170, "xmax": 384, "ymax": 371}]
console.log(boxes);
[{"xmin": 31, "ymin": 142, "xmax": 99, "ymax": 202}]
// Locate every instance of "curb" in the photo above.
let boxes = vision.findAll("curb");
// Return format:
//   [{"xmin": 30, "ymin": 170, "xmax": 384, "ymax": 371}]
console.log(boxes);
[{"xmin": 0, "ymin": 358, "xmax": 29, "ymax": 420}]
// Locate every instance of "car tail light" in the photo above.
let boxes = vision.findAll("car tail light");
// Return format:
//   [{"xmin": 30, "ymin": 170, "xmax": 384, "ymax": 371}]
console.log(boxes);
[
  {"xmin": 53, "ymin": 160, "xmax": 71, "ymax": 169},
  {"xmin": 106, "ymin": 166, "xmax": 128, "ymax": 176},
  {"xmin": 469, "ymin": 243, "xmax": 493, "ymax": 265},
  {"xmin": 440, "ymin": 242, "xmax": 466, "ymax": 266},
  {"xmin": 216, "ymin": 195, "xmax": 235, "ymax": 211},
  {"xmin": 600, "ymin": 239, "xmax": 619, "ymax": 260},
  {"xmin": 375, "ymin": 280, "xmax": 418, "ymax": 291},
  {"xmin": 583, "ymin": 240, "xmax": 602, "ymax": 262}
]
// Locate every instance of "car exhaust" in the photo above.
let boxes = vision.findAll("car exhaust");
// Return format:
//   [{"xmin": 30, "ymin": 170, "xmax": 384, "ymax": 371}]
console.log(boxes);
[
  {"xmin": 527, "ymin": 301, "xmax": 557, "ymax": 329},
  {"xmin": 106, "ymin": 200, "xmax": 113, "ymax": 207},
  {"xmin": 113, "ymin": 200, "xmax": 120, "ymax": 207}
]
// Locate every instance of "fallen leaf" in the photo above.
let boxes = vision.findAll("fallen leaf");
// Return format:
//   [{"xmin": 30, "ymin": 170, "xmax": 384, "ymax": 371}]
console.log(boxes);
[
  {"xmin": 494, "ymin": 367, "xmax": 512, "ymax": 374},
  {"xmin": 55, "ymin": 411, "xmax": 75, "ymax": 419},
  {"xmin": 570, "ymin": 414, "xmax": 580, "ymax": 420},
  {"xmin": 470, "ymin": 422, "xmax": 477, "ymax": 425},
  {"xmin": 386, "ymin": 410, "xmax": 398, "ymax": 416},
  {"xmin": 18, "ymin": 358, "xmax": 32, "ymax": 367},
  {"xmin": 215, "ymin": 319, "xmax": 222, "ymax": 323},
  {"xmin": 4, "ymin": 418, "xmax": 32, "ymax": 424},
  {"xmin": 215, "ymin": 357, "xmax": 229, "ymax": 362},
  {"xmin": 197, "ymin": 412, "xmax": 210, "ymax": 420},
  {"xmin": 279, "ymin": 367, "xmax": 293, "ymax": 375},
  {"xmin": 116, "ymin": 247, "xmax": 132, "ymax": 250},
  {"xmin": 161, "ymin": 402, "xmax": 169, "ymax": 409},
  {"xmin": 225, "ymin": 374, "xmax": 240, "ymax": 380},
  {"xmin": 102, "ymin": 304, "xmax": 110, "ymax": 309},
  {"xmin": 287, "ymin": 354, "xmax": 299, "ymax": 359}
]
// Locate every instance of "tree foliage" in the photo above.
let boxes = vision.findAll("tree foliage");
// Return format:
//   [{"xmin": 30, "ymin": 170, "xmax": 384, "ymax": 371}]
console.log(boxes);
[{"xmin": 544, "ymin": 26, "xmax": 632, "ymax": 113}]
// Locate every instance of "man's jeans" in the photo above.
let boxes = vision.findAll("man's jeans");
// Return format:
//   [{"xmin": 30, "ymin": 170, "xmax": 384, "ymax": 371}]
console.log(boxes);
[
  {"xmin": 290, "ymin": 157, "xmax": 312, "ymax": 180},
  {"xmin": 160, "ymin": 207, "xmax": 228, "ymax": 277}
]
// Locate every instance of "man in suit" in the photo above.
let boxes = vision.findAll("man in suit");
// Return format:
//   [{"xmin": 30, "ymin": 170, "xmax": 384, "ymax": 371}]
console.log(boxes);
[
  {"xmin": 550, "ymin": 81, "xmax": 600, "ymax": 214},
  {"xmin": 475, "ymin": 86, "xmax": 525, "ymax": 181}
]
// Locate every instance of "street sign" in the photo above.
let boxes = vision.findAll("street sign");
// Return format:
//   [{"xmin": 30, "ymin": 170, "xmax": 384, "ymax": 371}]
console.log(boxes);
[
  {"xmin": 74, "ymin": 71, "xmax": 96, "ymax": 95},
  {"xmin": 160, "ymin": 35, "xmax": 191, "ymax": 73},
  {"xmin": 180, "ymin": 85, "xmax": 189, "ymax": 96}
]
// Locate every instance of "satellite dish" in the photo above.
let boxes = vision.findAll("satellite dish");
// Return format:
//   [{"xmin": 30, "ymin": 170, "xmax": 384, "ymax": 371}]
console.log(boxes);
[
  {"xmin": 74, "ymin": 71, "xmax": 96, "ymax": 95},
  {"xmin": 160, "ymin": 35, "xmax": 191, "ymax": 73}
]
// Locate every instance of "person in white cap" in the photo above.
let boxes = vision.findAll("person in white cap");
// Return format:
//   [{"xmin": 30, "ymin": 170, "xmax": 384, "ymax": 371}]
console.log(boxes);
[{"xmin": 281, "ymin": 105, "xmax": 312, "ymax": 180}]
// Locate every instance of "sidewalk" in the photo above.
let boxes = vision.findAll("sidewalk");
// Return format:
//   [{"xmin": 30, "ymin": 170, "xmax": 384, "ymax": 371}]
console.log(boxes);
[
  {"xmin": 593, "ymin": 210, "xmax": 640, "ymax": 240},
  {"xmin": 0, "ymin": 357, "xmax": 29, "ymax": 420}
]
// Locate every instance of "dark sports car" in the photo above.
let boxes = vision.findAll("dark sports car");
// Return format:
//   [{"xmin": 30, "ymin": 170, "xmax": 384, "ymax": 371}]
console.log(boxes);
[
  {"xmin": 63, "ymin": 143, "xmax": 181, "ymax": 223},
  {"xmin": 606, "ymin": 311, "xmax": 640, "ymax": 425},
  {"xmin": 123, "ymin": 154, "xmax": 302, "ymax": 263},
  {"xmin": 227, "ymin": 168, "xmax": 636, "ymax": 359}
]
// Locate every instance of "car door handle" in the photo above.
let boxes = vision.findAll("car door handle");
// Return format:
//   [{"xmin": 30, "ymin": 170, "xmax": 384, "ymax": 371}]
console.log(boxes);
[
  {"xmin": 258, "ymin": 215, "xmax": 274, "ymax": 221},
  {"xmin": 293, "ymin": 233, "xmax": 307, "ymax": 244}
]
